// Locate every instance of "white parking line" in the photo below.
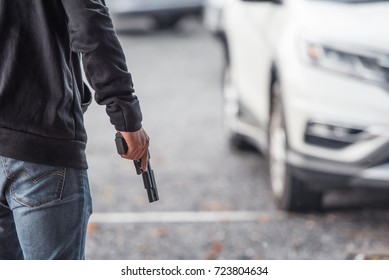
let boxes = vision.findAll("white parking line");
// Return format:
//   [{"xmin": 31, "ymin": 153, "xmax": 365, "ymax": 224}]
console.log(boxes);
[{"xmin": 90, "ymin": 211, "xmax": 280, "ymax": 224}]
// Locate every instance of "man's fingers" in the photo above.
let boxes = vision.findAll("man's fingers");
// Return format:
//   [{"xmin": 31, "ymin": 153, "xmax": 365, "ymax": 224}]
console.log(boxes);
[
  {"xmin": 140, "ymin": 150, "xmax": 148, "ymax": 172},
  {"xmin": 125, "ymin": 144, "xmax": 144, "ymax": 159},
  {"xmin": 118, "ymin": 129, "xmax": 150, "ymax": 161},
  {"xmin": 121, "ymin": 141, "xmax": 148, "ymax": 159}
]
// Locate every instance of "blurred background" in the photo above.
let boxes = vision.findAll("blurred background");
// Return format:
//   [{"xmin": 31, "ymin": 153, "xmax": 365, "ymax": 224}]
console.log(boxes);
[{"xmin": 84, "ymin": 0, "xmax": 389, "ymax": 259}]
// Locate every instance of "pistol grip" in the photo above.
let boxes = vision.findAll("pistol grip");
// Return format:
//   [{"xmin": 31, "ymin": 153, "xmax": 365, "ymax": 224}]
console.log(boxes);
[{"xmin": 115, "ymin": 132, "xmax": 128, "ymax": 155}]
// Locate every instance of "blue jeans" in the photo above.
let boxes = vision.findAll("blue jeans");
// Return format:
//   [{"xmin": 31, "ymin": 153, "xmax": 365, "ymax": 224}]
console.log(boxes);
[{"xmin": 0, "ymin": 156, "xmax": 92, "ymax": 259}]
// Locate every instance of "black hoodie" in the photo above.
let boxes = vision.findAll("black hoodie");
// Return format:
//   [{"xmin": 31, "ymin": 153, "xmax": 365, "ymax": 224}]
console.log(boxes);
[{"xmin": 0, "ymin": 0, "xmax": 142, "ymax": 169}]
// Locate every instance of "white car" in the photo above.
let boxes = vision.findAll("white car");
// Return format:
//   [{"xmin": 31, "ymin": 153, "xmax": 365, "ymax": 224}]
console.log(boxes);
[
  {"xmin": 203, "ymin": 0, "xmax": 226, "ymax": 35},
  {"xmin": 105, "ymin": 0, "xmax": 204, "ymax": 28},
  {"xmin": 221, "ymin": 0, "xmax": 389, "ymax": 211}
]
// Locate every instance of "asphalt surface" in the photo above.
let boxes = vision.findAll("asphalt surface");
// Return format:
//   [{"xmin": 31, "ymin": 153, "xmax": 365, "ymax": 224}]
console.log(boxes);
[{"xmin": 84, "ymin": 17, "xmax": 389, "ymax": 260}]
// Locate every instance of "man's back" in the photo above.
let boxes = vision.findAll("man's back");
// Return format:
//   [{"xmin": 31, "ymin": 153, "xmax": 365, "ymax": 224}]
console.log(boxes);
[{"xmin": 0, "ymin": 1, "xmax": 86, "ymax": 166}]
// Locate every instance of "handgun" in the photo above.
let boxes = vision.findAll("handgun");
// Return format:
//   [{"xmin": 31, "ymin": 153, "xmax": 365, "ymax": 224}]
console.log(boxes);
[{"xmin": 115, "ymin": 132, "xmax": 159, "ymax": 203}]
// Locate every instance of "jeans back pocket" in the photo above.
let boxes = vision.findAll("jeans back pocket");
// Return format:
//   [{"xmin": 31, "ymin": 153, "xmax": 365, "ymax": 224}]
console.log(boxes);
[{"xmin": 3, "ymin": 158, "xmax": 66, "ymax": 208}]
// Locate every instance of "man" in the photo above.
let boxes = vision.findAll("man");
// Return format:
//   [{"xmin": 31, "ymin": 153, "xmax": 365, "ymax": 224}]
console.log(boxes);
[{"xmin": 0, "ymin": 0, "xmax": 149, "ymax": 259}]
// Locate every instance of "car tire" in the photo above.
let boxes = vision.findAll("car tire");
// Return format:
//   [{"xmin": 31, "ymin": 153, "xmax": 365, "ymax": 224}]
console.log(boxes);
[
  {"xmin": 222, "ymin": 63, "xmax": 253, "ymax": 150},
  {"xmin": 153, "ymin": 15, "xmax": 182, "ymax": 29},
  {"xmin": 268, "ymin": 81, "xmax": 322, "ymax": 212}
]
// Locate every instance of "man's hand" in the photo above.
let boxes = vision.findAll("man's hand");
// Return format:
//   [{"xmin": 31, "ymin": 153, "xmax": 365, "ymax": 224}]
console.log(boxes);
[{"xmin": 118, "ymin": 128, "xmax": 150, "ymax": 171}]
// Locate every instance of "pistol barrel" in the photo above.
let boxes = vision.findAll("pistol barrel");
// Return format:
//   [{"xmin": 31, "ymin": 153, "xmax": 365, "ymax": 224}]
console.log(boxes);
[{"xmin": 115, "ymin": 132, "xmax": 159, "ymax": 203}]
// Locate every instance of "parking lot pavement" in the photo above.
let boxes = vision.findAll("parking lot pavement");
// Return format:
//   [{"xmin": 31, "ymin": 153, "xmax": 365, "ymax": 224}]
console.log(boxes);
[{"xmin": 84, "ymin": 18, "xmax": 389, "ymax": 260}]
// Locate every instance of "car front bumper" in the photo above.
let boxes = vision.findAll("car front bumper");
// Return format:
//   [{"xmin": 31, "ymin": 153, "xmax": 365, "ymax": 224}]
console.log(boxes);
[
  {"xmin": 288, "ymin": 147, "xmax": 389, "ymax": 190},
  {"xmin": 280, "ymin": 57, "xmax": 389, "ymax": 189}
]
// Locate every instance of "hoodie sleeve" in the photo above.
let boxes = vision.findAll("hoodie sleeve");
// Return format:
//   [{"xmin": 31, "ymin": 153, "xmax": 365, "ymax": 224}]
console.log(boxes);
[{"xmin": 60, "ymin": 0, "xmax": 142, "ymax": 132}]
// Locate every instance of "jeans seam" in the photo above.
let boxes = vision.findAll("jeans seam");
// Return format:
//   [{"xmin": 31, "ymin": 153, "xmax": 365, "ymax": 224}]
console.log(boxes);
[
  {"xmin": 0, "ymin": 157, "xmax": 10, "ymax": 179},
  {"xmin": 77, "ymin": 170, "xmax": 92, "ymax": 259},
  {"xmin": 0, "ymin": 157, "xmax": 9, "ymax": 207},
  {"xmin": 58, "ymin": 168, "xmax": 67, "ymax": 203},
  {"xmin": 16, "ymin": 170, "xmax": 66, "ymax": 184},
  {"xmin": 10, "ymin": 168, "xmax": 67, "ymax": 208},
  {"xmin": 78, "ymin": 170, "xmax": 86, "ymax": 259}
]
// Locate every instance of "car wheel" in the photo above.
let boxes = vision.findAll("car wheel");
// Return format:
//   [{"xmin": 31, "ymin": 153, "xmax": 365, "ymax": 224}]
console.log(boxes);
[
  {"xmin": 153, "ymin": 15, "xmax": 182, "ymax": 29},
  {"xmin": 222, "ymin": 63, "xmax": 253, "ymax": 150},
  {"xmin": 268, "ymin": 82, "xmax": 322, "ymax": 212}
]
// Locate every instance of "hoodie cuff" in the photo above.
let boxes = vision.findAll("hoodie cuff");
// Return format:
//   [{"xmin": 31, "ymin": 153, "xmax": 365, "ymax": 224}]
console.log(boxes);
[{"xmin": 106, "ymin": 96, "xmax": 143, "ymax": 132}]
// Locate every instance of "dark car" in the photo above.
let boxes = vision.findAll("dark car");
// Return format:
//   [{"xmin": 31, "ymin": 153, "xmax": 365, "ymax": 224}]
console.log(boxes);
[{"xmin": 105, "ymin": 0, "xmax": 204, "ymax": 28}]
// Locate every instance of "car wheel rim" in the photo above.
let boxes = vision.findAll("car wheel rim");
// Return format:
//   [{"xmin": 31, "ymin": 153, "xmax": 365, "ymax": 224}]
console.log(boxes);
[
  {"xmin": 222, "ymin": 66, "xmax": 239, "ymax": 134},
  {"xmin": 270, "ymin": 111, "xmax": 287, "ymax": 198}
]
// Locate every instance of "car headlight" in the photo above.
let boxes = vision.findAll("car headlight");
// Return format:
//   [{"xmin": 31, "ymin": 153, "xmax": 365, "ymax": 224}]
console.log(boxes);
[{"xmin": 303, "ymin": 40, "xmax": 389, "ymax": 84}]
